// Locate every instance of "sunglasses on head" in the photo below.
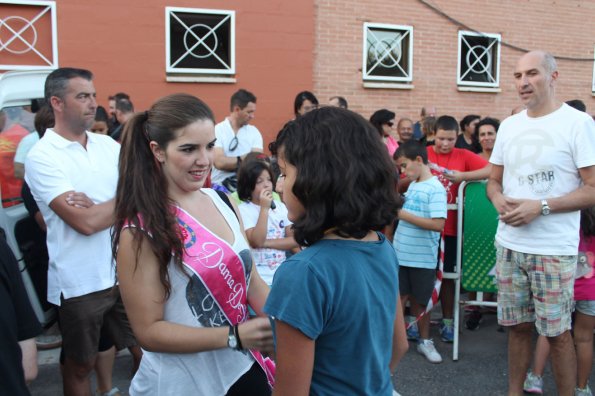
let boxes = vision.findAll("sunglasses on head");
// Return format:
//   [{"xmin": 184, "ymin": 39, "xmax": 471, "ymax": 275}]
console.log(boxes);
[{"xmin": 228, "ymin": 136, "xmax": 239, "ymax": 152}]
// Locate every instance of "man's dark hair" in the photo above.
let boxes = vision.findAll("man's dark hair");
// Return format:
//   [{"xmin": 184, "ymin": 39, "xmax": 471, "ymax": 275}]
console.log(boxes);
[
  {"xmin": 275, "ymin": 107, "xmax": 402, "ymax": 246},
  {"xmin": 330, "ymin": 96, "xmax": 348, "ymax": 109},
  {"xmin": 435, "ymin": 115, "xmax": 459, "ymax": 133},
  {"xmin": 108, "ymin": 92, "xmax": 130, "ymax": 101},
  {"xmin": 45, "ymin": 67, "xmax": 93, "ymax": 102},
  {"xmin": 237, "ymin": 160, "xmax": 274, "ymax": 202},
  {"xmin": 116, "ymin": 98, "xmax": 134, "ymax": 113},
  {"xmin": 566, "ymin": 99, "xmax": 586, "ymax": 113},
  {"xmin": 230, "ymin": 89, "xmax": 256, "ymax": 111},
  {"xmin": 394, "ymin": 140, "xmax": 428, "ymax": 164}
]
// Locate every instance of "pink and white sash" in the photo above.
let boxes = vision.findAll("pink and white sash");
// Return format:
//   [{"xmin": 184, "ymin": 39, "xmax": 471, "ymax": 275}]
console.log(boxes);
[{"xmin": 175, "ymin": 206, "xmax": 276, "ymax": 388}]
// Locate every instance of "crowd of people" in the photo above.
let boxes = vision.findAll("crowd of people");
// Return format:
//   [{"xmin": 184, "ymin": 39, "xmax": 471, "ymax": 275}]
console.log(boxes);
[{"xmin": 1, "ymin": 49, "xmax": 594, "ymax": 396}]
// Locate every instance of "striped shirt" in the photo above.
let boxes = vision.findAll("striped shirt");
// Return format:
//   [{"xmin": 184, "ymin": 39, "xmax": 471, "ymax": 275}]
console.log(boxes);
[{"xmin": 394, "ymin": 176, "xmax": 447, "ymax": 269}]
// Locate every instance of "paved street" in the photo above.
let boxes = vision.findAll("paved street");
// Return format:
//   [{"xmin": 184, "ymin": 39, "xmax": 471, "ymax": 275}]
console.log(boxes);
[{"xmin": 30, "ymin": 308, "xmax": 594, "ymax": 395}]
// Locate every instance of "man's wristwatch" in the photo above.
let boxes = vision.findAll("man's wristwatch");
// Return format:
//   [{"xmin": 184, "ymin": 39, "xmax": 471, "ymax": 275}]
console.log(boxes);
[
  {"xmin": 541, "ymin": 199, "xmax": 550, "ymax": 216},
  {"xmin": 227, "ymin": 325, "xmax": 238, "ymax": 349}
]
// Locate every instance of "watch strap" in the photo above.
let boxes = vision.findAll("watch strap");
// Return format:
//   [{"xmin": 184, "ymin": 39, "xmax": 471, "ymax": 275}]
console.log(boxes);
[
  {"xmin": 234, "ymin": 324, "xmax": 243, "ymax": 351},
  {"xmin": 541, "ymin": 199, "xmax": 550, "ymax": 215}
]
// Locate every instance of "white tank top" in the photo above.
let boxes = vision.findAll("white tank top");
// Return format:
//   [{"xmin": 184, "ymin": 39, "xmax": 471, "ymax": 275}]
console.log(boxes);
[{"xmin": 129, "ymin": 189, "xmax": 255, "ymax": 395}]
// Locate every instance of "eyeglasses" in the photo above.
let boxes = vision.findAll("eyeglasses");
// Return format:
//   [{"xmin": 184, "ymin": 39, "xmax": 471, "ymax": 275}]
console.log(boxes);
[
  {"xmin": 228, "ymin": 136, "xmax": 239, "ymax": 152},
  {"xmin": 386, "ymin": 122, "xmax": 394, "ymax": 127}
]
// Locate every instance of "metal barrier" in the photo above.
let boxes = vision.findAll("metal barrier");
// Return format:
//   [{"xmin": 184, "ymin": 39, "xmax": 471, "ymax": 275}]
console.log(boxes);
[{"xmin": 449, "ymin": 180, "xmax": 499, "ymax": 360}]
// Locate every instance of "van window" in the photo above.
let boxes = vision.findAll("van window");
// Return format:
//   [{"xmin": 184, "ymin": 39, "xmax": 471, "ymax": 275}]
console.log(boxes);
[{"xmin": 0, "ymin": 105, "xmax": 36, "ymax": 207}]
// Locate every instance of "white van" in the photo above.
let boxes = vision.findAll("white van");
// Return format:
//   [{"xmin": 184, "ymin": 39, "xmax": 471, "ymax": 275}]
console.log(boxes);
[{"xmin": 0, "ymin": 70, "xmax": 54, "ymax": 326}]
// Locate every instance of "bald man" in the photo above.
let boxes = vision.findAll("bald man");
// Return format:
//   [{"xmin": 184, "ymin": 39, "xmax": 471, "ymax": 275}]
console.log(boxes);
[{"xmin": 487, "ymin": 50, "xmax": 595, "ymax": 396}]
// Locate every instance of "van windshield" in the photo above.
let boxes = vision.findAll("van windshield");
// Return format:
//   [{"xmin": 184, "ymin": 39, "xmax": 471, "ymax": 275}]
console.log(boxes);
[{"xmin": 0, "ymin": 105, "xmax": 38, "ymax": 207}]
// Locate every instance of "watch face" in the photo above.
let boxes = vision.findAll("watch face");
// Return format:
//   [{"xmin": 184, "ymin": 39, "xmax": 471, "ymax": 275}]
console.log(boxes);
[
  {"xmin": 228, "ymin": 335, "xmax": 237, "ymax": 349},
  {"xmin": 541, "ymin": 200, "xmax": 550, "ymax": 215}
]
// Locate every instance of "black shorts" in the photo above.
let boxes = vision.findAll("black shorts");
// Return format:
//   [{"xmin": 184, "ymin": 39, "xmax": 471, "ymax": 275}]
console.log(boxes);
[
  {"xmin": 442, "ymin": 235, "xmax": 457, "ymax": 273},
  {"xmin": 399, "ymin": 266, "xmax": 436, "ymax": 305},
  {"xmin": 59, "ymin": 287, "xmax": 136, "ymax": 363},
  {"xmin": 226, "ymin": 363, "xmax": 271, "ymax": 396}
]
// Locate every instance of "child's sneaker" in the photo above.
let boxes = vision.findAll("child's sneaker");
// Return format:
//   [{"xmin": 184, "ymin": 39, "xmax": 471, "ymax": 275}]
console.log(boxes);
[
  {"xmin": 523, "ymin": 371, "xmax": 543, "ymax": 394},
  {"xmin": 96, "ymin": 388, "xmax": 122, "ymax": 396},
  {"xmin": 406, "ymin": 317, "xmax": 420, "ymax": 341},
  {"xmin": 416, "ymin": 339, "xmax": 442, "ymax": 363},
  {"xmin": 576, "ymin": 385, "xmax": 593, "ymax": 396},
  {"xmin": 439, "ymin": 319, "xmax": 454, "ymax": 343}
]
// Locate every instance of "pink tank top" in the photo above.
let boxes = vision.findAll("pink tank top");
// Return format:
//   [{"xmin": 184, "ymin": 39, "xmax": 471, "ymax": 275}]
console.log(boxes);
[{"xmin": 574, "ymin": 232, "xmax": 595, "ymax": 301}]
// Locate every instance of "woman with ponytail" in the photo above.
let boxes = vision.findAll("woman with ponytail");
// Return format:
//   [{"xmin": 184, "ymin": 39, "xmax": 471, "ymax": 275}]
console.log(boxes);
[{"xmin": 112, "ymin": 94, "xmax": 274, "ymax": 395}]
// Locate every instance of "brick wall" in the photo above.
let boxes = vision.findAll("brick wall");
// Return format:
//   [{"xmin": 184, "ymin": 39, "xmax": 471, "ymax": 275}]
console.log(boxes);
[
  {"xmin": 52, "ymin": 0, "xmax": 315, "ymax": 144},
  {"xmin": 314, "ymin": 0, "xmax": 595, "ymax": 123}
]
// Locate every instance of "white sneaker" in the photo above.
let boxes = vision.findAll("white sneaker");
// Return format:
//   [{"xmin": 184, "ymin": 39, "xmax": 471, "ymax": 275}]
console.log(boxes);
[
  {"xmin": 416, "ymin": 339, "xmax": 442, "ymax": 363},
  {"xmin": 575, "ymin": 385, "xmax": 593, "ymax": 396},
  {"xmin": 392, "ymin": 390, "xmax": 402, "ymax": 396}
]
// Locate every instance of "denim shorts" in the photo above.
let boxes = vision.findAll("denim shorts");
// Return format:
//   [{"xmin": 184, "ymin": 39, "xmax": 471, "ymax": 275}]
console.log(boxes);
[
  {"xmin": 575, "ymin": 300, "xmax": 595, "ymax": 316},
  {"xmin": 495, "ymin": 244, "xmax": 576, "ymax": 337}
]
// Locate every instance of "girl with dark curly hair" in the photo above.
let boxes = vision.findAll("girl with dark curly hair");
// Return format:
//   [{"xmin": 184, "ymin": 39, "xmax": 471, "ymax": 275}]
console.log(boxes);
[{"xmin": 264, "ymin": 106, "xmax": 408, "ymax": 395}]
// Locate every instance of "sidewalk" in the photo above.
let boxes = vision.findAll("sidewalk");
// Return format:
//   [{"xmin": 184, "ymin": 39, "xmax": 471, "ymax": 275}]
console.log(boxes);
[{"xmin": 30, "ymin": 310, "xmax": 592, "ymax": 395}]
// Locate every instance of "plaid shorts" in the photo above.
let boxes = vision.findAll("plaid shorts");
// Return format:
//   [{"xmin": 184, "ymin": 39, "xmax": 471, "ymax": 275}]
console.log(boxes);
[{"xmin": 495, "ymin": 244, "xmax": 576, "ymax": 337}]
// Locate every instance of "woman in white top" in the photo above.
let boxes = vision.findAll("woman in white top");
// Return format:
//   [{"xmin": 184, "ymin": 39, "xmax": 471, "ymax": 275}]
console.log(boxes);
[
  {"xmin": 112, "ymin": 94, "xmax": 274, "ymax": 395},
  {"xmin": 237, "ymin": 160, "xmax": 298, "ymax": 286}
]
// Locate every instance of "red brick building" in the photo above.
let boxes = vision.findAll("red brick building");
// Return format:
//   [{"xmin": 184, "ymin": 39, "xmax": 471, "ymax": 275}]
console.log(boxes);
[
  {"xmin": 1, "ymin": 0, "xmax": 594, "ymax": 146},
  {"xmin": 315, "ymin": 0, "xmax": 595, "ymax": 125}
]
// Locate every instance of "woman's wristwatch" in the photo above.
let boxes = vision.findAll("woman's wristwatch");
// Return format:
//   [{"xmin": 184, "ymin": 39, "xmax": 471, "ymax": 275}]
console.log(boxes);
[
  {"xmin": 227, "ymin": 324, "xmax": 244, "ymax": 351},
  {"xmin": 227, "ymin": 325, "xmax": 238, "ymax": 349}
]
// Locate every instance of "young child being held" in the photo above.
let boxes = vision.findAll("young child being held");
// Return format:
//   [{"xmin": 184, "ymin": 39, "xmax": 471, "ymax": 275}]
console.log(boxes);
[
  {"xmin": 394, "ymin": 140, "xmax": 447, "ymax": 364},
  {"xmin": 237, "ymin": 159, "xmax": 298, "ymax": 286},
  {"xmin": 264, "ymin": 107, "xmax": 408, "ymax": 395}
]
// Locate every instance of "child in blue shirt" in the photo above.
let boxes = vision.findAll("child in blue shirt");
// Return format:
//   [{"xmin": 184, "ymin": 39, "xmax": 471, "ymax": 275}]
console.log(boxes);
[
  {"xmin": 264, "ymin": 107, "xmax": 408, "ymax": 395},
  {"xmin": 394, "ymin": 140, "xmax": 447, "ymax": 364}
]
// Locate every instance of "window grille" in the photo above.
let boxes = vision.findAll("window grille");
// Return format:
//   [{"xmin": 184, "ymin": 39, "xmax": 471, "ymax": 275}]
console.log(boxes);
[
  {"xmin": 166, "ymin": 7, "xmax": 235, "ymax": 75},
  {"xmin": 0, "ymin": 0, "xmax": 58, "ymax": 70},
  {"xmin": 363, "ymin": 23, "xmax": 413, "ymax": 83},
  {"xmin": 457, "ymin": 31, "xmax": 501, "ymax": 88}
]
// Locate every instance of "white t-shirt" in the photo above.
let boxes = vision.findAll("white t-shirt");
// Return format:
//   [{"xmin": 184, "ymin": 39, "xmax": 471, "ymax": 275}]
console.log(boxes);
[
  {"xmin": 490, "ymin": 104, "xmax": 595, "ymax": 255},
  {"xmin": 211, "ymin": 118, "xmax": 263, "ymax": 185},
  {"xmin": 14, "ymin": 132, "xmax": 39, "ymax": 164},
  {"xmin": 129, "ymin": 189, "xmax": 255, "ymax": 395},
  {"xmin": 239, "ymin": 200, "xmax": 292, "ymax": 285},
  {"xmin": 24, "ymin": 129, "xmax": 120, "ymax": 305}
]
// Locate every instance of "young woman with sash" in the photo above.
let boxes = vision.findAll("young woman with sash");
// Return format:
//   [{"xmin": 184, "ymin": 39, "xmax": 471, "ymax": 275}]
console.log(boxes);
[
  {"xmin": 112, "ymin": 94, "xmax": 275, "ymax": 395},
  {"xmin": 264, "ymin": 107, "xmax": 409, "ymax": 395}
]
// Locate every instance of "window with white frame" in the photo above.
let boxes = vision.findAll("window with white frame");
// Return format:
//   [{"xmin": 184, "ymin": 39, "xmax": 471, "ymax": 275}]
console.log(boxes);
[
  {"xmin": 457, "ymin": 31, "xmax": 501, "ymax": 88},
  {"xmin": 0, "ymin": 0, "xmax": 58, "ymax": 70},
  {"xmin": 165, "ymin": 7, "xmax": 235, "ymax": 75},
  {"xmin": 363, "ymin": 23, "xmax": 413, "ymax": 83}
]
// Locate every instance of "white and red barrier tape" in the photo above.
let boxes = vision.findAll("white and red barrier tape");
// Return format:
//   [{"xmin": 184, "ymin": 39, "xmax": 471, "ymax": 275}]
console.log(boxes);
[{"xmin": 405, "ymin": 233, "xmax": 444, "ymax": 329}]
